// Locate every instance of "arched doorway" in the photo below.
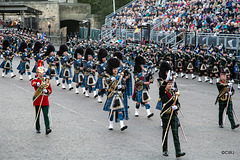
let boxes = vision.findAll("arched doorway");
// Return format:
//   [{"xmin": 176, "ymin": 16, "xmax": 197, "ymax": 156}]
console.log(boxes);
[{"xmin": 60, "ymin": 20, "xmax": 80, "ymax": 37}]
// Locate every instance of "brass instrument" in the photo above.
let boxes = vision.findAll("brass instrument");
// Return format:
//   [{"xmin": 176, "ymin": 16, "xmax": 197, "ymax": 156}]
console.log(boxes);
[{"xmin": 33, "ymin": 77, "xmax": 50, "ymax": 102}]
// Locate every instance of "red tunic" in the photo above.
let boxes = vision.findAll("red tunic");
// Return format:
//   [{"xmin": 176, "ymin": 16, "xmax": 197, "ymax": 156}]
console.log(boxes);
[{"xmin": 31, "ymin": 78, "xmax": 52, "ymax": 106}]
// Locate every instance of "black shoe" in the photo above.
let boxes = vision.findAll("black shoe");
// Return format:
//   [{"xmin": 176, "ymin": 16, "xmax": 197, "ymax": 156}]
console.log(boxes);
[
  {"xmin": 11, "ymin": 75, "xmax": 16, "ymax": 78},
  {"xmin": 94, "ymin": 94, "xmax": 98, "ymax": 98},
  {"xmin": 121, "ymin": 125, "xmax": 128, "ymax": 131},
  {"xmin": 176, "ymin": 152, "xmax": 186, "ymax": 158},
  {"xmin": 108, "ymin": 128, "xmax": 113, "ymax": 131},
  {"xmin": 147, "ymin": 113, "xmax": 154, "ymax": 118},
  {"xmin": 192, "ymin": 77, "xmax": 196, "ymax": 80},
  {"xmin": 231, "ymin": 124, "xmax": 239, "ymax": 129},
  {"xmin": 69, "ymin": 87, "xmax": 73, "ymax": 91},
  {"xmin": 36, "ymin": 130, "xmax": 41, "ymax": 133},
  {"xmin": 29, "ymin": 78, "xmax": 34, "ymax": 81},
  {"xmin": 163, "ymin": 151, "xmax": 168, "ymax": 157},
  {"xmin": 46, "ymin": 129, "xmax": 52, "ymax": 135},
  {"xmin": 219, "ymin": 124, "xmax": 224, "ymax": 128},
  {"xmin": 57, "ymin": 83, "xmax": 60, "ymax": 86}
]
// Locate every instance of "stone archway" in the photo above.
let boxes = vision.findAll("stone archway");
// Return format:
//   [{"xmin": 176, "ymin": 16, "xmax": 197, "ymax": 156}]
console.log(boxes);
[{"xmin": 60, "ymin": 20, "xmax": 80, "ymax": 36}]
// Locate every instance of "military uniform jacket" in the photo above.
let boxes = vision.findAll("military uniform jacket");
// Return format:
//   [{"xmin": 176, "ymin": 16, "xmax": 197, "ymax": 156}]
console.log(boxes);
[
  {"xmin": 61, "ymin": 54, "xmax": 72, "ymax": 69},
  {"xmin": 216, "ymin": 80, "xmax": 234, "ymax": 102},
  {"xmin": 31, "ymin": 78, "xmax": 52, "ymax": 106},
  {"xmin": 160, "ymin": 81, "xmax": 180, "ymax": 116},
  {"xmin": 73, "ymin": 58, "xmax": 83, "ymax": 73},
  {"xmin": 97, "ymin": 61, "xmax": 106, "ymax": 78}
]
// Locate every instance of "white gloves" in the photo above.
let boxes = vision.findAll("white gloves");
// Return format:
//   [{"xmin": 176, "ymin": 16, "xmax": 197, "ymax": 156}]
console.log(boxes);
[
  {"xmin": 229, "ymin": 91, "xmax": 232, "ymax": 96},
  {"xmin": 36, "ymin": 82, "xmax": 40, "ymax": 87},
  {"xmin": 166, "ymin": 70, "xmax": 171, "ymax": 81},
  {"xmin": 118, "ymin": 85, "xmax": 122, "ymax": 89},
  {"xmin": 43, "ymin": 89, "xmax": 48, "ymax": 94},
  {"xmin": 172, "ymin": 105, "xmax": 178, "ymax": 110},
  {"xmin": 228, "ymin": 83, "xmax": 232, "ymax": 88},
  {"xmin": 111, "ymin": 77, "xmax": 116, "ymax": 81}
]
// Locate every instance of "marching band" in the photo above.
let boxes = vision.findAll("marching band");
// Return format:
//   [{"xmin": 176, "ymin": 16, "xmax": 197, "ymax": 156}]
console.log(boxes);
[{"xmin": 1, "ymin": 29, "xmax": 240, "ymax": 158}]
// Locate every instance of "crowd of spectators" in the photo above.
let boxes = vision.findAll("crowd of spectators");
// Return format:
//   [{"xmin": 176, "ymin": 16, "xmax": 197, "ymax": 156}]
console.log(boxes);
[
  {"xmin": 0, "ymin": 19, "xmax": 22, "ymax": 29},
  {"xmin": 103, "ymin": 0, "xmax": 240, "ymax": 36}
]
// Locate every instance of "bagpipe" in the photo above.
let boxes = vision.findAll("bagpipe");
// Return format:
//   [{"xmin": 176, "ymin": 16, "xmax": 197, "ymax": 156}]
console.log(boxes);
[{"xmin": 143, "ymin": 64, "xmax": 154, "ymax": 83}]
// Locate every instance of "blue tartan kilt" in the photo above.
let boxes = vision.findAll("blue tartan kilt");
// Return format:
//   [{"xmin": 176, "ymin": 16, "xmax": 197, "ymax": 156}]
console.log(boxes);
[
  {"xmin": 156, "ymin": 99, "xmax": 162, "ymax": 110},
  {"xmin": 46, "ymin": 68, "xmax": 57, "ymax": 77},
  {"xmin": 0, "ymin": 61, "xmax": 6, "ymax": 68},
  {"xmin": 96, "ymin": 77, "xmax": 104, "ymax": 89},
  {"xmin": 0, "ymin": 60, "xmax": 12, "ymax": 74},
  {"xmin": 55, "ymin": 65, "xmax": 60, "ymax": 75},
  {"xmin": 103, "ymin": 96, "xmax": 125, "ymax": 112},
  {"xmin": 17, "ymin": 61, "xmax": 28, "ymax": 73},
  {"xmin": 32, "ymin": 64, "xmax": 37, "ymax": 73},
  {"xmin": 73, "ymin": 72, "xmax": 81, "ymax": 83},
  {"xmin": 83, "ymin": 74, "xmax": 96, "ymax": 86},
  {"xmin": 136, "ymin": 90, "xmax": 143, "ymax": 103},
  {"xmin": 60, "ymin": 67, "xmax": 72, "ymax": 78}
]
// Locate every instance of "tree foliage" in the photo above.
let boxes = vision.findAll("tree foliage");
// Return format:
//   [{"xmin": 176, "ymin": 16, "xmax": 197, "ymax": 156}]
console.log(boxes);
[{"xmin": 78, "ymin": 0, "xmax": 132, "ymax": 25}]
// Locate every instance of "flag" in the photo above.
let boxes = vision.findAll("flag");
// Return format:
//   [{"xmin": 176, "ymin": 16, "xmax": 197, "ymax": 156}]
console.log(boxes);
[
  {"xmin": 194, "ymin": 44, "xmax": 200, "ymax": 54},
  {"xmin": 41, "ymin": 32, "xmax": 46, "ymax": 39},
  {"xmin": 219, "ymin": 45, "xmax": 224, "ymax": 56},
  {"xmin": 207, "ymin": 44, "xmax": 213, "ymax": 55}
]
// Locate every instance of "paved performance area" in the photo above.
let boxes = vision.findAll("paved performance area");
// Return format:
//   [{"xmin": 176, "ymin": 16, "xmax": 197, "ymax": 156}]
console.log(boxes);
[{"xmin": 0, "ymin": 57, "xmax": 239, "ymax": 160}]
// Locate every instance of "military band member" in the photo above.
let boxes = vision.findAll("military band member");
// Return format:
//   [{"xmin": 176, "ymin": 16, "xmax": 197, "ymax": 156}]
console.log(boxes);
[
  {"xmin": 184, "ymin": 47, "xmax": 196, "ymax": 79},
  {"xmin": 197, "ymin": 49, "xmax": 208, "ymax": 82},
  {"xmin": 103, "ymin": 57, "xmax": 128, "ymax": 131},
  {"xmin": 32, "ymin": 41, "xmax": 43, "ymax": 74},
  {"xmin": 219, "ymin": 52, "xmax": 232, "ymax": 82},
  {"xmin": 83, "ymin": 47, "xmax": 98, "ymax": 98},
  {"xmin": 59, "ymin": 44, "xmax": 74, "ymax": 90},
  {"xmin": 0, "ymin": 39, "xmax": 16, "ymax": 78},
  {"xmin": 96, "ymin": 48, "xmax": 108, "ymax": 103},
  {"xmin": 132, "ymin": 56, "xmax": 154, "ymax": 118},
  {"xmin": 31, "ymin": 60, "xmax": 52, "ymax": 134},
  {"xmin": 215, "ymin": 71, "xmax": 239, "ymax": 129},
  {"xmin": 160, "ymin": 71, "xmax": 185, "ymax": 158},
  {"xmin": 17, "ymin": 41, "xmax": 33, "ymax": 81},
  {"xmin": 175, "ymin": 47, "xmax": 184, "ymax": 78},
  {"xmin": 72, "ymin": 47, "xmax": 84, "ymax": 94},
  {"xmin": 45, "ymin": 45, "xmax": 60, "ymax": 86},
  {"xmin": 114, "ymin": 51, "xmax": 132, "ymax": 120},
  {"xmin": 156, "ymin": 61, "xmax": 172, "ymax": 127},
  {"xmin": 207, "ymin": 49, "xmax": 220, "ymax": 84}
]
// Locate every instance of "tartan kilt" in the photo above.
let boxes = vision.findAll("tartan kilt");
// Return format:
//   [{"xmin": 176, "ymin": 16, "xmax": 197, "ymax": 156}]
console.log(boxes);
[
  {"xmin": 60, "ymin": 67, "xmax": 72, "ymax": 78},
  {"xmin": 32, "ymin": 64, "xmax": 37, "ymax": 73},
  {"xmin": 17, "ymin": 61, "xmax": 29, "ymax": 73},
  {"xmin": 156, "ymin": 98, "xmax": 162, "ymax": 110},
  {"xmin": 135, "ymin": 89, "xmax": 147, "ymax": 103},
  {"xmin": 72, "ymin": 72, "xmax": 79, "ymax": 83},
  {"xmin": 0, "ymin": 60, "xmax": 12, "ymax": 74},
  {"xmin": 83, "ymin": 74, "xmax": 96, "ymax": 87},
  {"xmin": 95, "ymin": 77, "xmax": 104, "ymax": 89},
  {"xmin": 103, "ymin": 96, "xmax": 125, "ymax": 112},
  {"xmin": 55, "ymin": 65, "xmax": 60, "ymax": 75}
]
